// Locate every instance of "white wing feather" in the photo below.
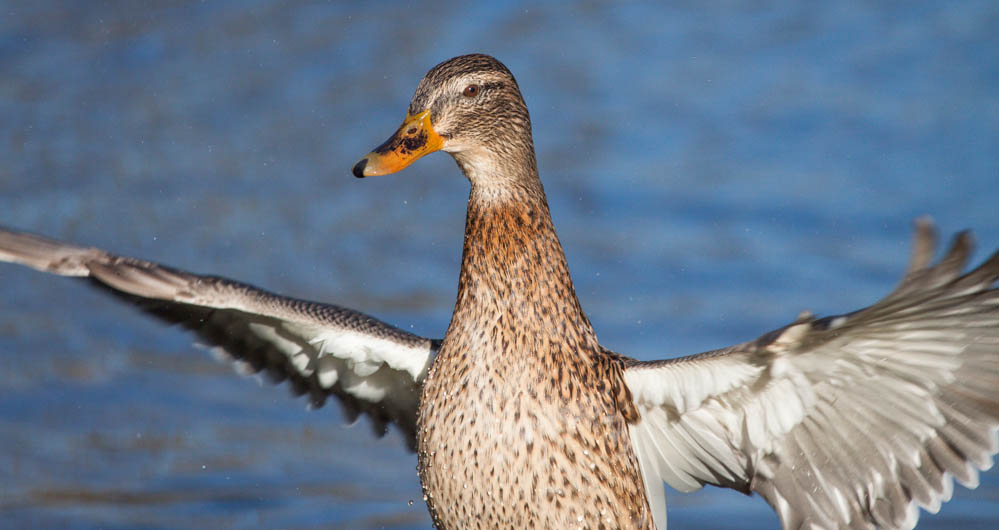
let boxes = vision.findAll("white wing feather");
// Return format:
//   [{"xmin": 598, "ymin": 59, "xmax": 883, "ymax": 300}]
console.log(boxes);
[
  {"xmin": 626, "ymin": 220, "xmax": 999, "ymax": 530},
  {"xmin": 0, "ymin": 226, "xmax": 439, "ymax": 447}
]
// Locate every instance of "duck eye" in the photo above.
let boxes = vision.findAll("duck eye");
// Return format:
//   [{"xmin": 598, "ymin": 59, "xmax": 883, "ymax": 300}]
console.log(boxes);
[{"xmin": 462, "ymin": 84, "xmax": 480, "ymax": 97}]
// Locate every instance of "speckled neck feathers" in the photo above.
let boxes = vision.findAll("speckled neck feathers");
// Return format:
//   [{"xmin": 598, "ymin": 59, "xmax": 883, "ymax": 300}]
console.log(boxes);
[{"xmin": 453, "ymin": 182, "xmax": 596, "ymax": 359}]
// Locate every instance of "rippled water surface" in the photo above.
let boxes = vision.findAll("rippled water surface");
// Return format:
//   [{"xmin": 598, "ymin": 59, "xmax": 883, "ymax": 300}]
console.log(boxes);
[{"xmin": 1, "ymin": 2, "xmax": 997, "ymax": 529}]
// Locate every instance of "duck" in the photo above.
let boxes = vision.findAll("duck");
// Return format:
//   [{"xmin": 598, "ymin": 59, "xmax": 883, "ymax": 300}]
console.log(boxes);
[{"xmin": 1, "ymin": 53, "xmax": 997, "ymax": 529}]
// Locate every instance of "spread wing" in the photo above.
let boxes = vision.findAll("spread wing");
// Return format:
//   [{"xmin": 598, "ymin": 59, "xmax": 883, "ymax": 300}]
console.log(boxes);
[
  {"xmin": 624, "ymin": 219, "xmax": 998, "ymax": 530},
  {"xmin": 0, "ymin": 227, "xmax": 440, "ymax": 449}
]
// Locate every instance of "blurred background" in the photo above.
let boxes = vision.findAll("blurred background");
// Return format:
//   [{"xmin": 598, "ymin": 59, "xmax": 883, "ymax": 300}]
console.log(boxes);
[{"xmin": 1, "ymin": 1, "xmax": 996, "ymax": 528}]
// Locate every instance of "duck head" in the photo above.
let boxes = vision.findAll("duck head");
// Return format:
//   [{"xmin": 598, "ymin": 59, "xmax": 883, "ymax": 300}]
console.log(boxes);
[{"xmin": 353, "ymin": 54, "xmax": 537, "ymax": 185}]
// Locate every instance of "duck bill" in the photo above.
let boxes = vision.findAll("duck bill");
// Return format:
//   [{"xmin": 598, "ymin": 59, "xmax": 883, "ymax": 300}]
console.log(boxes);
[{"xmin": 353, "ymin": 110, "xmax": 443, "ymax": 178}]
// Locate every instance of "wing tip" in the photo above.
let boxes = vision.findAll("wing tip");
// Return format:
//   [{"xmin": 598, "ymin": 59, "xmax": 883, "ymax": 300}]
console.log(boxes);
[
  {"xmin": 0, "ymin": 227, "xmax": 103, "ymax": 277},
  {"xmin": 894, "ymin": 217, "xmax": 999, "ymax": 297}
]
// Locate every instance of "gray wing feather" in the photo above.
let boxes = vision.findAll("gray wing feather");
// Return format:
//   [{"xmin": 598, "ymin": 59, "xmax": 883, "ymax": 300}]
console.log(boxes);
[
  {"xmin": 625, "ymin": 218, "xmax": 999, "ymax": 530},
  {"xmin": 0, "ymin": 226, "xmax": 439, "ymax": 448}
]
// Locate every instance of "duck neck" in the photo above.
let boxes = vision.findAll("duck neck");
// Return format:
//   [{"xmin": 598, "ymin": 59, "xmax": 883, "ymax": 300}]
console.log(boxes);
[{"xmin": 446, "ymin": 171, "xmax": 599, "ymax": 359}]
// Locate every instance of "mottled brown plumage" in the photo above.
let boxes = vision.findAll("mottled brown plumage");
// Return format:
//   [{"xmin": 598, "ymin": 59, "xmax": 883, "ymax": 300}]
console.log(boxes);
[{"xmin": 400, "ymin": 54, "xmax": 651, "ymax": 529}]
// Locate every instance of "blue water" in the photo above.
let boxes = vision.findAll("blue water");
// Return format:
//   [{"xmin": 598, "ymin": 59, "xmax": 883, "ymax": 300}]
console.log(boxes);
[{"xmin": 1, "ymin": 2, "xmax": 997, "ymax": 528}]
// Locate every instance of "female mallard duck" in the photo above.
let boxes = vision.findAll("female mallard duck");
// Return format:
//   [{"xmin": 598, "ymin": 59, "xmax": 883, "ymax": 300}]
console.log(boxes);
[{"xmin": 1, "ymin": 54, "xmax": 997, "ymax": 529}]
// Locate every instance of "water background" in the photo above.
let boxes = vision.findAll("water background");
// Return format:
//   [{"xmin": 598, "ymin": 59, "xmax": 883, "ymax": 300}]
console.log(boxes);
[{"xmin": 1, "ymin": 2, "xmax": 997, "ymax": 528}]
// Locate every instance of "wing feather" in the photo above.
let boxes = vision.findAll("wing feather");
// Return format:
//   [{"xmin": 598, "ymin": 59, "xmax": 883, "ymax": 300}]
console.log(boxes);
[
  {"xmin": 0, "ymin": 226, "xmax": 439, "ymax": 448},
  {"xmin": 625, "ymin": 220, "xmax": 998, "ymax": 529}
]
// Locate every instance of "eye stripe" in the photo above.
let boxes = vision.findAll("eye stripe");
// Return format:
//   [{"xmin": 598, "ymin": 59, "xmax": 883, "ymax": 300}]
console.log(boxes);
[{"xmin": 461, "ymin": 82, "xmax": 504, "ymax": 98}]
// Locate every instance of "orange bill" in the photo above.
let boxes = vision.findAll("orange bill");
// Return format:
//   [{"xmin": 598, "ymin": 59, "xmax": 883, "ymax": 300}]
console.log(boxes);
[{"xmin": 353, "ymin": 110, "xmax": 443, "ymax": 178}]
